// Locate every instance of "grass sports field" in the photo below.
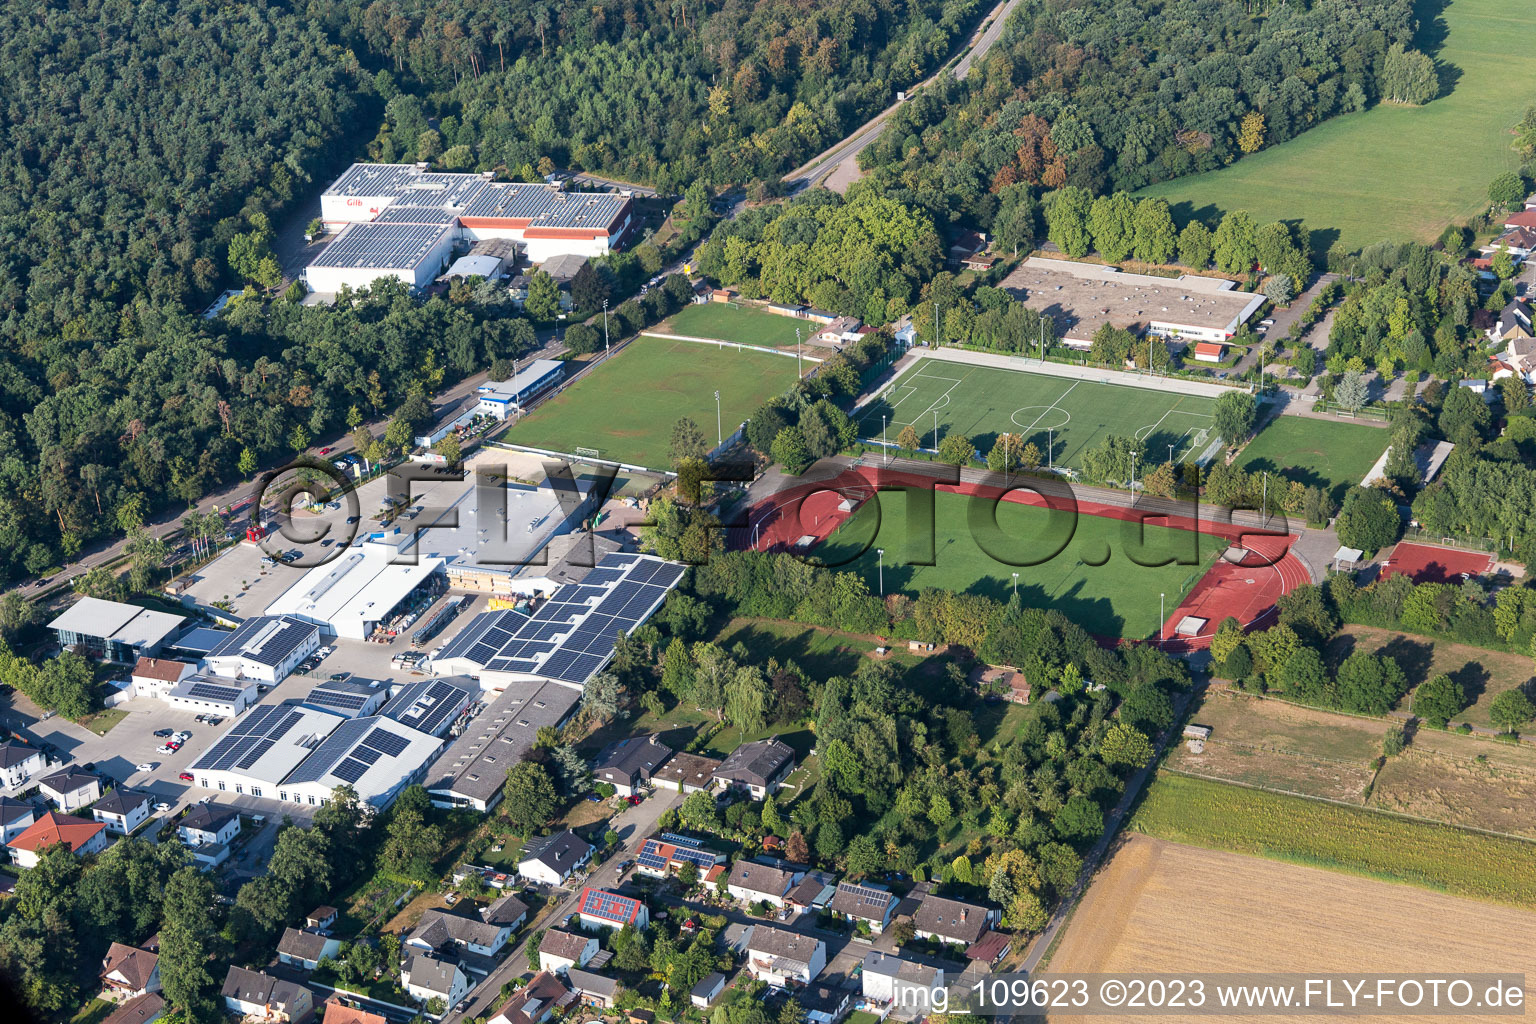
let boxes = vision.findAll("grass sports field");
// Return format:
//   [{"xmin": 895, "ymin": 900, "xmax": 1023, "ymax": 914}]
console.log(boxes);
[
  {"xmin": 666, "ymin": 303, "xmax": 804, "ymax": 348},
  {"xmin": 1048, "ymin": 834, "xmax": 1536, "ymax": 1021},
  {"xmin": 1136, "ymin": 0, "xmax": 1531, "ymax": 250},
  {"xmin": 1232, "ymin": 414, "xmax": 1390, "ymax": 502},
  {"xmin": 506, "ymin": 337, "xmax": 800, "ymax": 468},
  {"xmin": 858, "ymin": 361, "xmax": 1222, "ymax": 470},
  {"xmin": 1133, "ymin": 773, "xmax": 1536, "ymax": 908},
  {"xmin": 814, "ymin": 488, "xmax": 1214, "ymax": 638}
]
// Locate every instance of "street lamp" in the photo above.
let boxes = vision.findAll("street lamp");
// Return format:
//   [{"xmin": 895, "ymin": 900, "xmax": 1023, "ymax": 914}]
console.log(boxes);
[
  {"xmin": 795, "ymin": 327, "xmax": 802, "ymax": 379},
  {"xmin": 714, "ymin": 390, "xmax": 722, "ymax": 446},
  {"xmin": 877, "ymin": 548, "xmax": 885, "ymax": 596},
  {"xmin": 1012, "ymin": 571, "xmax": 1019, "ymax": 596},
  {"xmin": 602, "ymin": 299, "xmax": 610, "ymax": 354},
  {"xmin": 882, "ymin": 415, "xmax": 888, "ymax": 465},
  {"xmin": 1160, "ymin": 592, "xmax": 1166, "ymax": 643},
  {"xmin": 1130, "ymin": 451, "xmax": 1137, "ymax": 505},
  {"xmin": 932, "ymin": 409, "xmax": 939, "ymax": 452}
]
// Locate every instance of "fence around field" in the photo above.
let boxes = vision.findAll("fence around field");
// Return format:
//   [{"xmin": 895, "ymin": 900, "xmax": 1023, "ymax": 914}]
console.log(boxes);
[
  {"xmin": 640, "ymin": 331, "xmax": 825, "ymax": 363},
  {"xmin": 912, "ymin": 346, "xmax": 1240, "ymax": 399}
]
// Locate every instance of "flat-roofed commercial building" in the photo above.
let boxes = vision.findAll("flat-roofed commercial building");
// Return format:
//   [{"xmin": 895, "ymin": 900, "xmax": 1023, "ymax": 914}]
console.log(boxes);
[
  {"xmin": 49, "ymin": 598, "xmax": 185, "ymax": 663},
  {"xmin": 204, "ymin": 615, "xmax": 320, "ymax": 684},
  {"xmin": 187, "ymin": 702, "xmax": 344, "ymax": 802},
  {"xmin": 279, "ymin": 715, "xmax": 442, "ymax": 810},
  {"xmin": 425, "ymin": 678, "xmax": 579, "ymax": 812},
  {"xmin": 316, "ymin": 163, "xmax": 634, "ymax": 270},
  {"xmin": 265, "ymin": 540, "xmax": 445, "ymax": 641},
  {"xmin": 1001, "ymin": 257, "xmax": 1265, "ymax": 348},
  {"xmin": 476, "ymin": 360, "xmax": 565, "ymax": 420}
]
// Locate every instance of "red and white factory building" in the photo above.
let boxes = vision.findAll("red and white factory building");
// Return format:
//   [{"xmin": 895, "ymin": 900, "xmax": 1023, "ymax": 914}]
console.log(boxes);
[{"xmin": 305, "ymin": 163, "xmax": 634, "ymax": 293}]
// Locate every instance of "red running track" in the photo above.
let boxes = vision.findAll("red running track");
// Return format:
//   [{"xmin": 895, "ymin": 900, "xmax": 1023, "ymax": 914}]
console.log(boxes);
[
  {"xmin": 737, "ymin": 465, "xmax": 1311, "ymax": 650},
  {"xmin": 1379, "ymin": 541, "xmax": 1495, "ymax": 585}
]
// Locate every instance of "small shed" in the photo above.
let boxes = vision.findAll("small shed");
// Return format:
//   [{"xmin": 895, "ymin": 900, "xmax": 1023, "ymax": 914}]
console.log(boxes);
[
  {"xmin": 1174, "ymin": 615, "xmax": 1207, "ymax": 637},
  {"xmin": 691, "ymin": 972, "xmax": 726, "ymax": 1008},
  {"xmin": 1182, "ymin": 724, "xmax": 1212, "ymax": 741},
  {"xmin": 1333, "ymin": 546, "xmax": 1364, "ymax": 571},
  {"xmin": 909, "ymin": 640, "xmax": 936, "ymax": 653}
]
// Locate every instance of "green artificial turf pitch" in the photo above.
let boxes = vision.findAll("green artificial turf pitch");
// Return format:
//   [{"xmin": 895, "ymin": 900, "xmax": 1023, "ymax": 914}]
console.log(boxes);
[
  {"xmin": 506, "ymin": 337, "xmax": 800, "ymax": 468},
  {"xmin": 1232, "ymin": 414, "xmax": 1391, "ymax": 503},
  {"xmin": 858, "ymin": 362, "xmax": 1222, "ymax": 470},
  {"xmin": 666, "ymin": 303, "xmax": 807, "ymax": 348},
  {"xmin": 814, "ymin": 488, "xmax": 1214, "ymax": 639},
  {"xmin": 1135, "ymin": 0, "xmax": 1530, "ymax": 251}
]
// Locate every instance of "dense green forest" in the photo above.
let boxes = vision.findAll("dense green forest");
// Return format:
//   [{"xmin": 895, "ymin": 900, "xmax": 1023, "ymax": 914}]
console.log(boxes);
[
  {"xmin": 330, "ymin": 0, "xmax": 982, "ymax": 189},
  {"xmin": 855, "ymin": 0, "xmax": 1421, "ymax": 229}
]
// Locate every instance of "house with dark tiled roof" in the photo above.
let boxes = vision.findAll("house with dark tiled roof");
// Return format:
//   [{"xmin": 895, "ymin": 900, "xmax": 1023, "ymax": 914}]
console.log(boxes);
[
  {"xmin": 651, "ymin": 752, "xmax": 722, "ymax": 793},
  {"xmin": 100, "ymin": 941, "xmax": 160, "ymax": 997},
  {"xmin": 102, "ymin": 993, "xmax": 164, "ymax": 1024},
  {"xmin": 726, "ymin": 859, "xmax": 798, "ymax": 908},
  {"xmin": 0, "ymin": 740, "xmax": 46, "ymax": 788},
  {"xmin": 221, "ymin": 966, "xmax": 314, "ymax": 1022},
  {"xmin": 744, "ymin": 925, "xmax": 826, "ymax": 987},
  {"xmin": 0, "ymin": 796, "xmax": 36, "ymax": 844},
  {"xmin": 278, "ymin": 928, "xmax": 342, "ymax": 971},
  {"xmin": 910, "ymin": 893, "xmax": 996, "ymax": 948},
  {"xmin": 178, "ymin": 803, "xmax": 240, "ymax": 846},
  {"xmin": 401, "ymin": 954, "xmax": 468, "ymax": 1009},
  {"xmin": 567, "ymin": 968, "xmax": 619, "ymax": 1008},
  {"xmin": 827, "ymin": 880, "xmax": 896, "ymax": 932},
  {"xmin": 39, "ymin": 768, "xmax": 102, "ymax": 812},
  {"xmin": 517, "ymin": 829, "xmax": 593, "ymax": 886},
  {"xmin": 594, "ymin": 735, "xmax": 672, "ymax": 797},
  {"xmin": 488, "ymin": 970, "xmax": 573, "ymax": 1024},
  {"xmin": 714, "ymin": 737, "xmax": 795, "ymax": 800},
  {"xmin": 94, "ymin": 788, "xmax": 152, "ymax": 835}
]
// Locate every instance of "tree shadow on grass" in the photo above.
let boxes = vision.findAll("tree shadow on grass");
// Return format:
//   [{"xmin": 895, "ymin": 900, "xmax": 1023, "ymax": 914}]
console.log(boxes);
[
  {"xmin": 1378, "ymin": 634, "xmax": 1435, "ymax": 687},
  {"xmin": 1448, "ymin": 660, "xmax": 1491, "ymax": 708}
]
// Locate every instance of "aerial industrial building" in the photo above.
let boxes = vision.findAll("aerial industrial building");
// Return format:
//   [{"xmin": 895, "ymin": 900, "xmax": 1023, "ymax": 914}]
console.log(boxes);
[
  {"xmin": 432, "ymin": 552, "xmax": 684, "ymax": 689},
  {"xmin": 425, "ymin": 678, "xmax": 579, "ymax": 812},
  {"xmin": 264, "ymin": 538, "xmax": 445, "ymax": 641},
  {"xmin": 307, "ymin": 163, "xmax": 634, "ymax": 292}
]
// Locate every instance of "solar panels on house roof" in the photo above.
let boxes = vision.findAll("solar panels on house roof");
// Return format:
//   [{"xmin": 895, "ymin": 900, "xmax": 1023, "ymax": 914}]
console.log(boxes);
[
  {"xmin": 434, "ymin": 553, "xmax": 683, "ymax": 687},
  {"xmin": 579, "ymin": 887, "xmax": 642, "ymax": 923},
  {"xmin": 183, "ymin": 681, "xmax": 244, "ymax": 703},
  {"xmin": 207, "ymin": 615, "xmax": 317, "ymax": 668}
]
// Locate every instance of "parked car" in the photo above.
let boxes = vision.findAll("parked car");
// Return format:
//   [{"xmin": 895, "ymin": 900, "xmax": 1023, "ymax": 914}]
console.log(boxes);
[
  {"xmin": 154, "ymin": 802, "xmax": 171, "ymax": 813},
  {"xmin": 346, "ymin": 516, "xmax": 360, "ymax": 524},
  {"xmin": 179, "ymin": 772, "xmax": 194, "ymax": 782},
  {"xmin": 318, "ymin": 446, "xmax": 333, "ymax": 455},
  {"xmin": 154, "ymin": 729, "xmax": 174, "ymax": 737},
  {"xmin": 135, "ymin": 762, "xmax": 155, "ymax": 773},
  {"xmin": 157, "ymin": 746, "xmax": 173, "ymax": 755}
]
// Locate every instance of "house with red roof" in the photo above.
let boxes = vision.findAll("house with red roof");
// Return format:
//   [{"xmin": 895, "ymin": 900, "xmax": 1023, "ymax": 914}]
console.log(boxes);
[
  {"xmin": 7, "ymin": 810, "xmax": 108, "ymax": 868},
  {"xmin": 576, "ymin": 887, "xmax": 648, "ymax": 931}
]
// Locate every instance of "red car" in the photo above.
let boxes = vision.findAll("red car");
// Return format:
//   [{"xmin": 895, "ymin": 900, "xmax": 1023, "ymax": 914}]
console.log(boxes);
[
  {"xmin": 318, "ymin": 446, "xmax": 333, "ymax": 455},
  {"xmin": 179, "ymin": 772, "xmax": 194, "ymax": 781}
]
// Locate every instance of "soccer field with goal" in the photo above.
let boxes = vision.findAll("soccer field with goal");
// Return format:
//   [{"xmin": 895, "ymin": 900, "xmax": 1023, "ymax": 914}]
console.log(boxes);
[
  {"xmin": 506, "ymin": 337, "xmax": 801, "ymax": 469},
  {"xmin": 857, "ymin": 361, "xmax": 1223, "ymax": 470}
]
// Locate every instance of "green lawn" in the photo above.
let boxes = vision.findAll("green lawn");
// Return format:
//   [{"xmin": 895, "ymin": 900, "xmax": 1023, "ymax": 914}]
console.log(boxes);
[
  {"xmin": 666, "ymin": 303, "xmax": 807, "ymax": 348},
  {"xmin": 859, "ymin": 362, "xmax": 1222, "ymax": 470},
  {"xmin": 506, "ymin": 336, "xmax": 801, "ymax": 468},
  {"xmin": 1136, "ymin": 0, "xmax": 1531, "ymax": 251},
  {"xmin": 815, "ymin": 488, "xmax": 1215, "ymax": 638},
  {"xmin": 1234, "ymin": 414, "xmax": 1390, "ymax": 502}
]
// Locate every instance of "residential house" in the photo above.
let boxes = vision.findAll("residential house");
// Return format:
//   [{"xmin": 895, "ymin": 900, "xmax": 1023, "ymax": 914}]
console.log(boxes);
[
  {"xmin": 946, "ymin": 230, "xmax": 987, "ymax": 268},
  {"xmin": 131, "ymin": 657, "xmax": 194, "ymax": 699},
  {"xmin": 800, "ymin": 985, "xmax": 853, "ymax": 1024},
  {"xmin": 401, "ymin": 953, "xmax": 469, "ymax": 1009},
  {"xmin": 786, "ymin": 871, "xmax": 837, "ymax": 916},
  {"xmin": 910, "ymin": 894, "xmax": 996, "ymax": 949},
  {"xmin": 862, "ymin": 952, "xmax": 944, "ymax": 1015},
  {"xmin": 94, "ymin": 788, "xmax": 152, "ymax": 835},
  {"xmin": 319, "ymin": 1000, "xmax": 386, "ymax": 1024},
  {"xmin": 593, "ymin": 735, "xmax": 672, "ymax": 797},
  {"xmin": 964, "ymin": 931, "xmax": 1012, "ymax": 966},
  {"xmin": 690, "ymin": 973, "xmax": 726, "ymax": 1008},
  {"xmin": 483, "ymin": 892, "xmax": 530, "ymax": 931},
  {"xmin": 178, "ymin": 803, "xmax": 241, "ymax": 846},
  {"xmin": 0, "ymin": 797, "xmax": 36, "ymax": 844},
  {"xmin": 576, "ymin": 887, "xmax": 648, "ymax": 931},
  {"xmin": 727, "ymin": 859, "xmax": 797, "ymax": 908},
  {"xmin": 714, "ymin": 738, "xmax": 795, "ymax": 800},
  {"xmin": 1490, "ymin": 299, "xmax": 1535, "ymax": 346},
  {"xmin": 278, "ymin": 928, "xmax": 342, "ymax": 971},
  {"xmin": 537, "ymin": 928, "xmax": 598, "ymax": 975},
  {"xmin": 221, "ymin": 966, "xmax": 315, "ymax": 1022},
  {"xmin": 1483, "ymin": 227, "xmax": 1536, "ymax": 260},
  {"xmin": 567, "ymin": 969, "xmax": 620, "ymax": 1009},
  {"xmin": 8, "ymin": 811, "xmax": 108, "ymax": 868},
  {"xmin": 0, "ymin": 740, "xmax": 47, "ymax": 788},
  {"xmin": 39, "ymin": 768, "xmax": 102, "ymax": 812},
  {"xmin": 650, "ymin": 752, "xmax": 722, "ymax": 794},
  {"xmin": 406, "ymin": 904, "xmax": 519, "ymax": 958},
  {"xmin": 635, "ymin": 834, "xmax": 727, "ymax": 879},
  {"xmin": 744, "ymin": 925, "xmax": 826, "ymax": 987},
  {"xmin": 517, "ymin": 829, "xmax": 594, "ymax": 886},
  {"xmin": 489, "ymin": 971, "xmax": 573, "ymax": 1024},
  {"xmin": 100, "ymin": 941, "xmax": 161, "ymax": 998},
  {"xmin": 827, "ymin": 881, "xmax": 896, "ymax": 933},
  {"xmin": 102, "ymin": 993, "xmax": 164, "ymax": 1024}
]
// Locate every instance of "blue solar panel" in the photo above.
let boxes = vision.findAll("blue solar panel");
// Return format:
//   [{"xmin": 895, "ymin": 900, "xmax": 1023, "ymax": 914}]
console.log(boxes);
[
  {"xmin": 636, "ymin": 851, "xmax": 669, "ymax": 870},
  {"xmin": 362, "ymin": 728, "xmax": 409, "ymax": 758},
  {"xmin": 333, "ymin": 758, "xmax": 368, "ymax": 783},
  {"xmin": 235, "ymin": 738, "xmax": 274, "ymax": 770},
  {"xmin": 673, "ymin": 847, "xmax": 717, "ymax": 868},
  {"xmin": 580, "ymin": 567, "xmax": 625, "ymax": 585},
  {"xmin": 351, "ymin": 745, "xmax": 381, "ymax": 766}
]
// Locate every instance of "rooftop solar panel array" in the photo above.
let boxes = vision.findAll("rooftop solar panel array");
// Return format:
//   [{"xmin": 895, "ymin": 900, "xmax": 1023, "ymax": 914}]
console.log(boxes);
[
  {"xmin": 207, "ymin": 616, "xmax": 316, "ymax": 668},
  {"xmin": 580, "ymin": 888, "xmax": 639, "ymax": 922},
  {"xmin": 281, "ymin": 717, "xmax": 373, "ymax": 785},
  {"xmin": 306, "ymin": 687, "xmax": 371, "ymax": 713},
  {"xmin": 185, "ymin": 681, "xmax": 244, "ymax": 703},
  {"xmin": 191, "ymin": 703, "xmax": 310, "ymax": 772},
  {"xmin": 383, "ymin": 679, "xmax": 472, "ymax": 736},
  {"xmin": 435, "ymin": 554, "xmax": 683, "ymax": 686}
]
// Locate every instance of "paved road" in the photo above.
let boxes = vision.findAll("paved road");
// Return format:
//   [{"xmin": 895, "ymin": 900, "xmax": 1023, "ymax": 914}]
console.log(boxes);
[
  {"xmin": 783, "ymin": 0, "xmax": 1023, "ymax": 192},
  {"xmin": 443, "ymin": 790, "xmax": 682, "ymax": 1024},
  {"xmin": 1018, "ymin": 687, "xmax": 1197, "ymax": 975}
]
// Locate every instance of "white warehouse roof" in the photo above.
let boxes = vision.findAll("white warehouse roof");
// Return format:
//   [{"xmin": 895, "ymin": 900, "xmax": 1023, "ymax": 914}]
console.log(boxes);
[{"xmin": 265, "ymin": 543, "xmax": 443, "ymax": 640}]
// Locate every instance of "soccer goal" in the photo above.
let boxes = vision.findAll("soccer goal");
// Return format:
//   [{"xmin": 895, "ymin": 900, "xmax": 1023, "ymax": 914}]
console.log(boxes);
[{"xmin": 574, "ymin": 446, "xmax": 604, "ymax": 461}]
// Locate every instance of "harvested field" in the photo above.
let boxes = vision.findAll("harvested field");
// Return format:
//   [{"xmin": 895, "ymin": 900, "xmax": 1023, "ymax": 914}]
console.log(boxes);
[
  {"xmin": 1048, "ymin": 835, "xmax": 1536, "ymax": 1023},
  {"xmin": 1169, "ymin": 689, "xmax": 1536, "ymax": 836}
]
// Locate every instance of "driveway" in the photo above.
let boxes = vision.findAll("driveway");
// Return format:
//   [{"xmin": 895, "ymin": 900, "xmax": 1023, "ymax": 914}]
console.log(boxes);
[{"xmin": 444, "ymin": 789, "xmax": 682, "ymax": 1024}]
